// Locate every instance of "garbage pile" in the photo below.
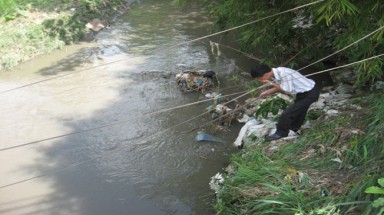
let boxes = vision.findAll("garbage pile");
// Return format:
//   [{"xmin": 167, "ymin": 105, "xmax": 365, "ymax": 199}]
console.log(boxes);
[
  {"xmin": 175, "ymin": 70, "xmax": 217, "ymax": 93},
  {"xmin": 175, "ymin": 69, "xmax": 238, "ymax": 133}
]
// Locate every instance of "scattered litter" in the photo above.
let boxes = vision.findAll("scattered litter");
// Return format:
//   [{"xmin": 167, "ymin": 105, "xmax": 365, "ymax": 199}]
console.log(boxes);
[
  {"xmin": 321, "ymin": 189, "xmax": 329, "ymax": 197},
  {"xmin": 224, "ymin": 165, "xmax": 236, "ymax": 175},
  {"xmin": 196, "ymin": 131, "xmax": 224, "ymax": 144},
  {"xmin": 175, "ymin": 70, "xmax": 217, "ymax": 93},
  {"xmin": 331, "ymin": 157, "xmax": 343, "ymax": 163},
  {"xmin": 300, "ymin": 148, "xmax": 316, "ymax": 160},
  {"xmin": 209, "ymin": 41, "xmax": 221, "ymax": 56},
  {"xmin": 204, "ymin": 92, "xmax": 215, "ymax": 99},
  {"xmin": 326, "ymin": 109, "xmax": 339, "ymax": 116},
  {"xmin": 206, "ymin": 94, "xmax": 237, "ymax": 128},
  {"xmin": 284, "ymin": 168, "xmax": 306, "ymax": 184},
  {"xmin": 233, "ymin": 118, "xmax": 261, "ymax": 148},
  {"xmin": 237, "ymin": 114, "xmax": 250, "ymax": 123},
  {"xmin": 85, "ymin": 18, "xmax": 110, "ymax": 32},
  {"xmin": 209, "ymin": 173, "xmax": 224, "ymax": 194}
]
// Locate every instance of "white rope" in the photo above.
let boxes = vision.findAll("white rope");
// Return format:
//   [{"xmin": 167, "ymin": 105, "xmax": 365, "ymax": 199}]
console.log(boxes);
[
  {"xmin": 0, "ymin": 0, "xmax": 324, "ymax": 95},
  {"xmin": 0, "ymin": 54, "xmax": 382, "ymax": 189},
  {"xmin": 171, "ymin": 0, "xmax": 325, "ymax": 47},
  {"xmin": 0, "ymin": 90, "xmax": 248, "ymax": 152},
  {"xmin": 213, "ymin": 25, "xmax": 384, "ymax": 72},
  {"xmin": 299, "ymin": 25, "xmax": 384, "ymax": 71},
  {"xmin": 2, "ymin": 20, "xmax": 383, "ymax": 152},
  {"xmin": 2, "ymin": 53, "xmax": 383, "ymax": 153},
  {"xmin": 0, "ymin": 0, "xmax": 381, "ymax": 188},
  {"xmin": 305, "ymin": 53, "xmax": 384, "ymax": 78}
]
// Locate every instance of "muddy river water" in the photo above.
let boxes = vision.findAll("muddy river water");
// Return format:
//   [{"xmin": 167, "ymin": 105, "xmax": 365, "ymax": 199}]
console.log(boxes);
[{"xmin": 0, "ymin": 1, "xmax": 256, "ymax": 214}]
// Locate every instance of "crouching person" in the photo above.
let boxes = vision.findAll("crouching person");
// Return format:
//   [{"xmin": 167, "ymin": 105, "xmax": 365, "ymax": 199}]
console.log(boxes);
[{"xmin": 250, "ymin": 64, "xmax": 319, "ymax": 141}]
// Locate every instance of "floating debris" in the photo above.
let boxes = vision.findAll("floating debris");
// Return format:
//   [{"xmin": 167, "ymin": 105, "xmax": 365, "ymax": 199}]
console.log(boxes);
[
  {"xmin": 175, "ymin": 70, "xmax": 217, "ymax": 92},
  {"xmin": 86, "ymin": 18, "xmax": 110, "ymax": 32},
  {"xmin": 195, "ymin": 131, "xmax": 224, "ymax": 144}
]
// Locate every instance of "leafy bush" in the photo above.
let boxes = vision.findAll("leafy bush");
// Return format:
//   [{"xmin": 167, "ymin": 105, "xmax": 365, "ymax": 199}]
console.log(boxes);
[
  {"xmin": 42, "ymin": 15, "xmax": 85, "ymax": 44},
  {"xmin": 256, "ymin": 97, "xmax": 290, "ymax": 118},
  {"xmin": 204, "ymin": 0, "xmax": 384, "ymax": 85},
  {"xmin": 0, "ymin": 0, "xmax": 27, "ymax": 21}
]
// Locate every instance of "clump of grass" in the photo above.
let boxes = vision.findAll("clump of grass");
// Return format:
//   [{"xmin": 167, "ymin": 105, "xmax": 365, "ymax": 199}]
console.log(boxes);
[
  {"xmin": 0, "ymin": 23, "xmax": 64, "ymax": 69},
  {"xmin": 215, "ymin": 91, "xmax": 384, "ymax": 214},
  {"xmin": 216, "ymin": 151, "xmax": 339, "ymax": 214},
  {"xmin": 0, "ymin": 0, "xmax": 25, "ymax": 22},
  {"xmin": 1, "ymin": 0, "xmax": 129, "ymax": 69}
]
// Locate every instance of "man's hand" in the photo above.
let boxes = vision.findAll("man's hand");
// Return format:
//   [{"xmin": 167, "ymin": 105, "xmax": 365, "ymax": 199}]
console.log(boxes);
[
  {"xmin": 259, "ymin": 87, "xmax": 280, "ymax": 98},
  {"xmin": 259, "ymin": 90, "xmax": 270, "ymax": 98},
  {"xmin": 260, "ymin": 80, "xmax": 272, "ymax": 84}
]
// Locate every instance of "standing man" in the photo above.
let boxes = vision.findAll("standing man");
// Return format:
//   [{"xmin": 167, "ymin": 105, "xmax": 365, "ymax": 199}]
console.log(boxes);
[{"xmin": 250, "ymin": 64, "xmax": 320, "ymax": 141}]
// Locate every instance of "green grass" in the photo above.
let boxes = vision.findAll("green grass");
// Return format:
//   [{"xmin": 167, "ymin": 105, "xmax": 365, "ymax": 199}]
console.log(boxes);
[
  {"xmin": 0, "ymin": 0, "xmax": 129, "ymax": 70},
  {"xmin": 0, "ymin": 23, "xmax": 64, "ymax": 69},
  {"xmin": 215, "ymin": 91, "xmax": 384, "ymax": 214}
]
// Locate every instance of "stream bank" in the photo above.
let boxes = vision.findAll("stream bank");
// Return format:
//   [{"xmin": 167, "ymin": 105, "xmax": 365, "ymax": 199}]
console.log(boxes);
[
  {"xmin": 210, "ymin": 82, "xmax": 384, "ymax": 214},
  {"xmin": 0, "ymin": 0, "xmax": 134, "ymax": 70},
  {"xmin": 0, "ymin": 1, "xmax": 246, "ymax": 214}
]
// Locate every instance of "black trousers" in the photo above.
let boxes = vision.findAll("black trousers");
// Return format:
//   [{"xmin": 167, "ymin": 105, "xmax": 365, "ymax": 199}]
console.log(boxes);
[{"xmin": 276, "ymin": 86, "xmax": 320, "ymax": 136}]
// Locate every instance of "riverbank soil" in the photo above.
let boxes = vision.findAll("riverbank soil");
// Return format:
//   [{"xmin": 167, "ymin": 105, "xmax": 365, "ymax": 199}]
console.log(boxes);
[{"xmin": 0, "ymin": 0, "xmax": 131, "ymax": 70}]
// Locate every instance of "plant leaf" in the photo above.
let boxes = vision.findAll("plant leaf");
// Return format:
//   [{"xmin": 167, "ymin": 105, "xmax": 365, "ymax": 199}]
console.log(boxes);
[
  {"xmin": 372, "ymin": 198, "xmax": 384, "ymax": 208},
  {"xmin": 365, "ymin": 186, "xmax": 384, "ymax": 194},
  {"xmin": 378, "ymin": 178, "xmax": 384, "ymax": 187}
]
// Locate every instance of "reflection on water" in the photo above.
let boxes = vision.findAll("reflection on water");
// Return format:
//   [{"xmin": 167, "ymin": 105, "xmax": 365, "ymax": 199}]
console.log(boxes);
[{"xmin": 0, "ymin": 0, "xmax": 246, "ymax": 214}]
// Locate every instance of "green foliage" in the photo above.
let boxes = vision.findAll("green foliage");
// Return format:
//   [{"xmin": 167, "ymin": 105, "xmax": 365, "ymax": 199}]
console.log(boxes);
[
  {"xmin": 0, "ymin": 0, "xmax": 129, "ymax": 69},
  {"xmin": 215, "ymin": 92, "xmax": 384, "ymax": 214},
  {"xmin": 256, "ymin": 97, "xmax": 290, "ymax": 118},
  {"xmin": 295, "ymin": 204, "xmax": 340, "ymax": 215},
  {"xmin": 306, "ymin": 109, "xmax": 323, "ymax": 120},
  {"xmin": 365, "ymin": 179, "xmax": 384, "ymax": 195},
  {"xmin": 316, "ymin": 0, "xmax": 359, "ymax": 26},
  {"xmin": 356, "ymin": 58, "xmax": 384, "ymax": 86},
  {"xmin": 230, "ymin": 74, "xmax": 239, "ymax": 82},
  {"xmin": 171, "ymin": 0, "xmax": 187, "ymax": 6},
  {"xmin": 365, "ymin": 178, "xmax": 384, "ymax": 213},
  {"xmin": 344, "ymin": 93, "xmax": 384, "ymax": 166},
  {"xmin": 204, "ymin": 0, "xmax": 384, "ymax": 85},
  {"xmin": 0, "ymin": 0, "xmax": 27, "ymax": 22},
  {"xmin": 0, "ymin": 23, "xmax": 64, "ymax": 69},
  {"xmin": 42, "ymin": 15, "xmax": 85, "ymax": 44},
  {"xmin": 215, "ymin": 151, "xmax": 333, "ymax": 214}
]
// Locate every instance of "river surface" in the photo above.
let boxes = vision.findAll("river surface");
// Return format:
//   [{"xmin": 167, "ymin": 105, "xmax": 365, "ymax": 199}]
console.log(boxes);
[{"xmin": 0, "ymin": 1, "xmax": 251, "ymax": 214}]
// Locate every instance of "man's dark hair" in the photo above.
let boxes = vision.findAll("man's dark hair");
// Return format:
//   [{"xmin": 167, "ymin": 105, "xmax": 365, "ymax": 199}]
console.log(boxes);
[{"xmin": 250, "ymin": 64, "xmax": 271, "ymax": 78}]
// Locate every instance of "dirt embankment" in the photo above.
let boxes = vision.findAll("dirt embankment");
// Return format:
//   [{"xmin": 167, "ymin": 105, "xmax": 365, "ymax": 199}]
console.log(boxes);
[{"xmin": 0, "ymin": 0, "xmax": 133, "ymax": 71}]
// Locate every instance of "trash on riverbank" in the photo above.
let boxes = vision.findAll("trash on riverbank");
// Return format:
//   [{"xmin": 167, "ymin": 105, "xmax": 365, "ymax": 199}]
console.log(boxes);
[
  {"xmin": 209, "ymin": 172, "xmax": 224, "ymax": 194},
  {"xmin": 85, "ymin": 18, "xmax": 110, "ymax": 32},
  {"xmin": 232, "ymin": 88, "xmax": 360, "ymax": 149}
]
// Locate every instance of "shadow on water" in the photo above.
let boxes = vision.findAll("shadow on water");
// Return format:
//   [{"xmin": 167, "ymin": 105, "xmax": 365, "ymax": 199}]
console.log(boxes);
[
  {"xmin": 37, "ymin": 47, "xmax": 100, "ymax": 76},
  {"xmin": 17, "ymin": 62, "xmax": 240, "ymax": 214},
  {"xmin": 0, "ymin": 1, "xmax": 247, "ymax": 215}
]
